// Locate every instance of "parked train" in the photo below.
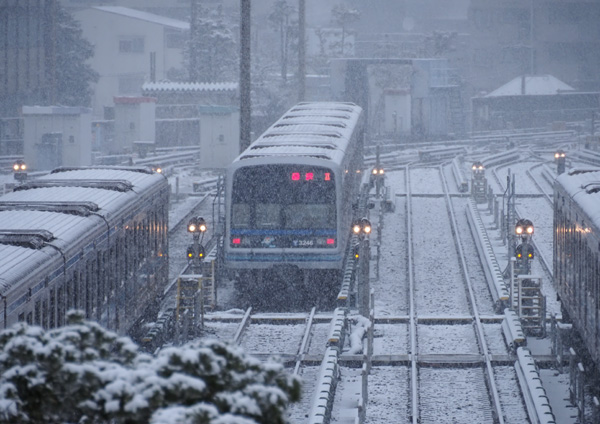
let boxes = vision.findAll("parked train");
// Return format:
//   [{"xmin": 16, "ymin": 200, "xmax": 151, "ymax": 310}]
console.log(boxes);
[
  {"xmin": 0, "ymin": 166, "xmax": 169, "ymax": 336},
  {"xmin": 553, "ymin": 168, "xmax": 600, "ymax": 366},
  {"xmin": 224, "ymin": 102, "xmax": 365, "ymax": 291}
]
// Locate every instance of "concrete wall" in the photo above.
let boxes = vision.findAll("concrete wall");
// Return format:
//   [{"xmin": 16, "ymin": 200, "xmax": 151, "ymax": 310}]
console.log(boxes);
[
  {"xmin": 198, "ymin": 107, "xmax": 240, "ymax": 169},
  {"xmin": 22, "ymin": 106, "xmax": 92, "ymax": 171},
  {"xmin": 113, "ymin": 97, "xmax": 156, "ymax": 154}
]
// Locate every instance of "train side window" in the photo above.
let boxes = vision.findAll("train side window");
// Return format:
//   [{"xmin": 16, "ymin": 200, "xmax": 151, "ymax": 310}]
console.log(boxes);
[
  {"xmin": 73, "ymin": 272, "xmax": 79, "ymax": 309},
  {"xmin": 86, "ymin": 260, "xmax": 93, "ymax": 318},
  {"xmin": 57, "ymin": 287, "xmax": 64, "ymax": 327},
  {"xmin": 34, "ymin": 300, "xmax": 41, "ymax": 325},
  {"xmin": 49, "ymin": 289, "xmax": 55, "ymax": 328},
  {"xmin": 42, "ymin": 299, "xmax": 48, "ymax": 329}
]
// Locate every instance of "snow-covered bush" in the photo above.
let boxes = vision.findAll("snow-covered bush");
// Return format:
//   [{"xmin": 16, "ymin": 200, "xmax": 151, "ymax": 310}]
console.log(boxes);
[{"xmin": 0, "ymin": 311, "xmax": 300, "ymax": 424}]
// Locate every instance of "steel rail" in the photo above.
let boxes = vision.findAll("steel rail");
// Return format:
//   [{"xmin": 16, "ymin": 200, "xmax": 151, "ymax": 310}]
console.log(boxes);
[
  {"xmin": 405, "ymin": 165, "xmax": 419, "ymax": 424},
  {"xmin": 439, "ymin": 166, "xmax": 505, "ymax": 424},
  {"xmin": 294, "ymin": 307, "xmax": 317, "ymax": 375},
  {"xmin": 232, "ymin": 307, "xmax": 252, "ymax": 345}
]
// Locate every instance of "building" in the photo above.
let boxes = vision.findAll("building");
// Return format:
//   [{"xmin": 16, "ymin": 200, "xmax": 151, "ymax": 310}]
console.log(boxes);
[
  {"xmin": 73, "ymin": 6, "xmax": 189, "ymax": 120},
  {"xmin": 0, "ymin": 0, "xmax": 59, "ymax": 118},
  {"xmin": 468, "ymin": 0, "xmax": 600, "ymax": 96},
  {"xmin": 472, "ymin": 74, "xmax": 600, "ymax": 131}
]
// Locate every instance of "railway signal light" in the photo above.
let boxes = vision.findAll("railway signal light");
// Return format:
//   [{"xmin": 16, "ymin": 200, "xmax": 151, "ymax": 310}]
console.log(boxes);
[
  {"xmin": 352, "ymin": 218, "xmax": 372, "ymax": 237},
  {"xmin": 13, "ymin": 160, "xmax": 27, "ymax": 182},
  {"xmin": 515, "ymin": 219, "xmax": 534, "ymax": 237},
  {"xmin": 471, "ymin": 161, "xmax": 485, "ymax": 173},
  {"xmin": 554, "ymin": 150, "xmax": 566, "ymax": 175},
  {"xmin": 186, "ymin": 244, "xmax": 205, "ymax": 259},
  {"xmin": 516, "ymin": 244, "xmax": 534, "ymax": 260},
  {"xmin": 187, "ymin": 217, "xmax": 207, "ymax": 233}
]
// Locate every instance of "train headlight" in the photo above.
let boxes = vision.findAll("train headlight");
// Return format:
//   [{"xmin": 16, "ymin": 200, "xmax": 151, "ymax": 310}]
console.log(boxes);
[
  {"xmin": 353, "ymin": 224, "xmax": 362, "ymax": 234},
  {"xmin": 372, "ymin": 168, "xmax": 378, "ymax": 175},
  {"xmin": 515, "ymin": 226, "xmax": 523, "ymax": 235},
  {"xmin": 378, "ymin": 168, "xmax": 384, "ymax": 175},
  {"xmin": 188, "ymin": 222, "xmax": 197, "ymax": 233}
]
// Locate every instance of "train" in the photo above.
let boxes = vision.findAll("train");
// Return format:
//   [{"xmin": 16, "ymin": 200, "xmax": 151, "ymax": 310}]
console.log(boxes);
[
  {"xmin": 0, "ymin": 166, "xmax": 169, "ymax": 336},
  {"xmin": 223, "ymin": 102, "xmax": 365, "ymax": 292},
  {"xmin": 553, "ymin": 168, "xmax": 600, "ymax": 366}
]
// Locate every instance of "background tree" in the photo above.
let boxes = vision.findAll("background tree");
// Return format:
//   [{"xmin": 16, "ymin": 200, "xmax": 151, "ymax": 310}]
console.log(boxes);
[
  {"xmin": 55, "ymin": 5, "xmax": 99, "ymax": 107},
  {"xmin": 187, "ymin": 6, "xmax": 238, "ymax": 82},
  {"xmin": 330, "ymin": 4, "xmax": 360, "ymax": 56},
  {"xmin": 268, "ymin": 0, "xmax": 298, "ymax": 83},
  {"xmin": 0, "ymin": 312, "xmax": 300, "ymax": 424}
]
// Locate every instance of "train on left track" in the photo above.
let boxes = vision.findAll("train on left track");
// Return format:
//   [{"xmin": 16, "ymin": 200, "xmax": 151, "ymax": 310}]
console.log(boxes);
[
  {"xmin": 223, "ymin": 102, "xmax": 365, "ymax": 294},
  {"xmin": 0, "ymin": 166, "xmax": 169, "ymax": 336},
  {"xmin": 554, "ymin": 168, "xmax": 600, "ymax": 367}
]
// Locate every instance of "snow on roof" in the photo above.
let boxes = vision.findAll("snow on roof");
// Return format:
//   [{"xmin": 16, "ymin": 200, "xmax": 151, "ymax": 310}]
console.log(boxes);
[
  {"xmin": 485, "ymin": 75, "xmax": 575, "ymax": 97},
  {"xmin": 556, "ymin": 169, "xmax": 600, "ymax": 230},
  {"xmin": 92, "ymin": 6, "xmax": 189, "ymax": 30},
  {"xmin": 143, "ymin": 81, "xmax": 238, "ymax": 92},
  {"xmin": 232, "ymin": 102, "xmax": 362, "ymax": 166}
]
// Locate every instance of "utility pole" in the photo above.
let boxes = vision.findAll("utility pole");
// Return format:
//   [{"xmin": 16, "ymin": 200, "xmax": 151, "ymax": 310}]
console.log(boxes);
[
  {"xmin": 240, "ymin": 0, "xmax": 252, "ymax": 152},
  {"xmin": 44, "ymin": 0, "xmax": 58, "ymax": 104},
  {"xmin": 189, "ymin": 0, "xmax": 200, "ymax": 81},
  {"xmin": 298, "ymin": 0, "xmax": 306, "ymax": 102}
]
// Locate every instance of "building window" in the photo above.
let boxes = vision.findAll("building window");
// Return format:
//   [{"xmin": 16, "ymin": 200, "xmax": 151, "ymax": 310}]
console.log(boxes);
[{"xmin": 119, "ymin": 37, "xmax": 145, "ymax": 53}]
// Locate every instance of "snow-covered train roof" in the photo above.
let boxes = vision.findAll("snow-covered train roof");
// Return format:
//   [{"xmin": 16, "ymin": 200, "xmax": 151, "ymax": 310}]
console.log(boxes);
[
  {"xmin": 556, "ymin": 169, "xmax": 600, "ymax": 230},
  {"xmin": 0, "ymin": 167, "xmax": 166, "ymax": 296},
  {"xmin": 233, "ymin": 102, "xmax": 362, "ymax": 166}
]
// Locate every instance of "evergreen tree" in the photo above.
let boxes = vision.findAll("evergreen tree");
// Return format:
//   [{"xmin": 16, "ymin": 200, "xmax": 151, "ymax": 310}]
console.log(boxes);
[
  {"xmin": 55, "ymin": 5, "xmax": 99, "ymax": 107},
  {"xmin": 0, "ymin": 311, "xmax": 300, "ymax": 424},
  {"xmin": 187, "ymin": 7, "xmax": 238, "ymax": 83},
  {"xmin": 330, "ymin": 4, "xmax": 360, "ymax": 56}
]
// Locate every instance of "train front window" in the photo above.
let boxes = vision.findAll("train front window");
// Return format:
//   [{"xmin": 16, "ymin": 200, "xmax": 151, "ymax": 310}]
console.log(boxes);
[
  {"xmin": 284, "ymin": 204, "xmax": 334, "ymax": 229},
  {"xmin": 256, "ymin": 204, "xmax": 280, "ymax": 228},
  {"xmin": 231, "ymin": 165, "xmax": 336, "ymax": 231},
  {"xmin": 232, "ymin": 204, "xmax": 251, "ymax": 228}
]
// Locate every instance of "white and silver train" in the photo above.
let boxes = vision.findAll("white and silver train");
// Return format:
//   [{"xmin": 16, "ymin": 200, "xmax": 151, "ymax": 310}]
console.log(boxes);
[
  {"xmin": 0, "ymin": 166, "xmax": 169, "ymax": 335},
  {"xmin": 224, "ymin": 102, "xmax": 365, "ymax": 290},
  {"xmin": 554, "ymin": 168, "xmax": 600, "ymax": 366}
]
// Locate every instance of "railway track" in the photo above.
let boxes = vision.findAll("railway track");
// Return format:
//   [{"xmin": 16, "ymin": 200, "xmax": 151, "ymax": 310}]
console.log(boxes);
[{"xmin": 160, "ymin": 150, "xmax": 565, "ymax": 423}]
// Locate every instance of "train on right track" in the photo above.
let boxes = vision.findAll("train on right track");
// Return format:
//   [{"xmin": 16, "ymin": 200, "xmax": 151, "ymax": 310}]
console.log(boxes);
[{"xmin": 554, "ymin": 168, "xmax": 600, "ymax": 367}]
